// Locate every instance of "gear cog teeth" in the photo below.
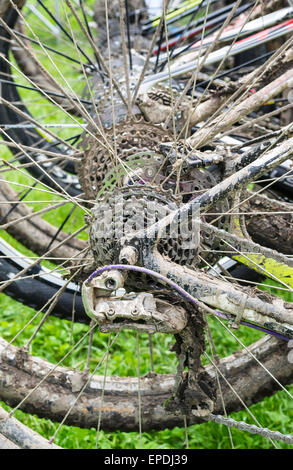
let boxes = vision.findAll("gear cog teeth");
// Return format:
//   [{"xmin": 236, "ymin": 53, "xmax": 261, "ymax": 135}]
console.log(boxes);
[
  {"xmin": 78, "ymin": 119, "xmax": 172, "ymax": 201},
  {"xmin": 90, "ymin": 185, "xmax": 198, "ymax": 268}
]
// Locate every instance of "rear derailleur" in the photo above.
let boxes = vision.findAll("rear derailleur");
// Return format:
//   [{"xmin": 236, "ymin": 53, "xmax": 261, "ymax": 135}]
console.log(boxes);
[{"xmin": 82, "ymin": 269, "xmax": 217, "ymax": 417}]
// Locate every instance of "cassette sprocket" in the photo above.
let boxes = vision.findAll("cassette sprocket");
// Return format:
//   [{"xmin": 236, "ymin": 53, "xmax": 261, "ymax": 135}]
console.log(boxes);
[
  {"xmin": 78, "ymin": 118, "xmax": 172, "ymax": 201},
  {"xmin": 90, "ymin": 185, "xmax": 200, "ymax": 268}
]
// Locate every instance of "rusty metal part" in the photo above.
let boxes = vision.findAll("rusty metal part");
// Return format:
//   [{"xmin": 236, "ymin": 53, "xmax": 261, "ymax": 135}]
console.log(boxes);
[
  {"xmin": 89, "ymin": 185, "xmax": 199, "ymax": 268},
  {"xmin": 78, "ymin": 118, "xmax": 172, "ymax": 200}
]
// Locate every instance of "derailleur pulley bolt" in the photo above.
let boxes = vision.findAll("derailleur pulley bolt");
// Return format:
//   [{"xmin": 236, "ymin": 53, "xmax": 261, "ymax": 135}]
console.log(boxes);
[{"xmin": 107, "ymin": 308, "xmax": 115, "ymax": 317}]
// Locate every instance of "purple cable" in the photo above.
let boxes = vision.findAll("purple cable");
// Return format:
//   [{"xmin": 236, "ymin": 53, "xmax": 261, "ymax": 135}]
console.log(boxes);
[{"xmin": 87, "ymin": 264, "xmax": 290, "ymax": 342}]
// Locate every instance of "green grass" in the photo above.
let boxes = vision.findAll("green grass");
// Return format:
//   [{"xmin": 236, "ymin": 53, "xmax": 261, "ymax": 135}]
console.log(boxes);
[
  {"xmin": 0, "ymin": 293, "xmax": 292, "ymax": 449},
  {"xmin": 0, "ymin": 0, "xmax": 292, "ymax": 449}
]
